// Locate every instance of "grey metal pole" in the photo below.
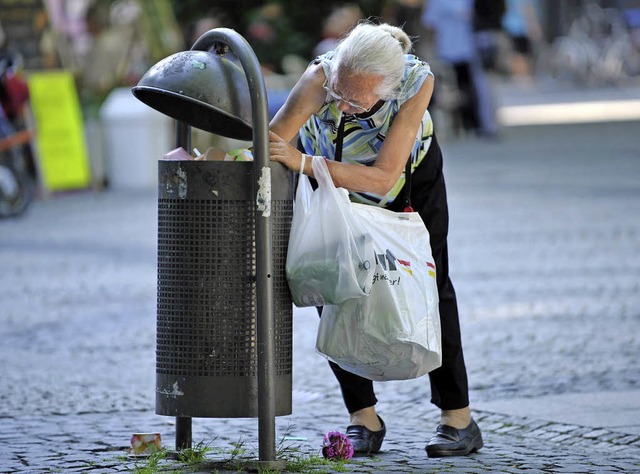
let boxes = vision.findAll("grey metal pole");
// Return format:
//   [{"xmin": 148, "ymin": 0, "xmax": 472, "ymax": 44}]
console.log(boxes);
[
  {"xmin": 174, "ymin": 119, "xmax": 192, "ymax": 452},
  {"xmin": 175, "ymin": 416, "xmax": 192, "ymax": 451},
  {"xmin": 175, "ymin": 120, "xmax": 191, "ymax": 152},
  {"xmin": 191, "ymin": 29, "xmax": 277, "ymax": 463}
]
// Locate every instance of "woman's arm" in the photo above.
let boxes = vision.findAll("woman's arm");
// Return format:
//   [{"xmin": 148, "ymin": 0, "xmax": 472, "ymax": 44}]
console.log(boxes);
[
  {"xmin": 330, "ymin": 73, "xmax": 434, "ymax": 195},
  {"xmin": 269, "ymin": 63, "xmax": 326, "ymax": 142},
  {"xmin": 270, "ymin": 69, "xmax": 434, "ymax": 195}
]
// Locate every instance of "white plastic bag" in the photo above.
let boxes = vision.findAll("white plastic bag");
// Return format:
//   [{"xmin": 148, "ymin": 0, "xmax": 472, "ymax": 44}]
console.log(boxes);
[
  {"xmin": 316, "ymin": 203, "xmax": 442, "ymax": 381},
  {"xmin": 286, "ymin": 157, "xmax": 375, "ymax": 307}
]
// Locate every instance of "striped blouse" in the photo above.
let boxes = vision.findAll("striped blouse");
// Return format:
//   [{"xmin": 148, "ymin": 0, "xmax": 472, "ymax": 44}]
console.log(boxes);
[{"xmin": 299, "ymin": 52, "xmax": 435, "ymax": 207}]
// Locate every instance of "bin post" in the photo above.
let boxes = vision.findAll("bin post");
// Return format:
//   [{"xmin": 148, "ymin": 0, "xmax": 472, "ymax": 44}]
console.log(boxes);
[
  {"xmin": 175, "ymin": 416, "xmax": 192, "ymax": 451},
  {"xmin": 174, "ymin": 119, "xmax": 192, "ymax": 452},
  {"xmin": 175, "ymin": 121, "xmax": 191, "ymax": 153},
  {"xmin": 133, "ymin": 28, "xmax": 292, "ymax": 468},
  {"xmin": 190, "ymin": 28, "xmax": 278, "ymax": 464}
]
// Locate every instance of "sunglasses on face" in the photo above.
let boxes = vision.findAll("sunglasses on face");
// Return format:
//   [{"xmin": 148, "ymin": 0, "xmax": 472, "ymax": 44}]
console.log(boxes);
[{"xmin": 322, "ymin": 79, "xmax": 374, "ymax": 113}]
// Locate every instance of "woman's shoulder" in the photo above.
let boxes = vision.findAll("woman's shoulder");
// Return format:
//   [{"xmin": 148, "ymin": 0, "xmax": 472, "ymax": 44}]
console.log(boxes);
[
  {"xmin": 397, "ymin": 55, "xmax": 432, "ymax": 102},
  {"xmin": 403, "ymin": 54, "xmax": 432, "ymax": 78},
  {"xmin": 294, "ymin": 58, "xmax": 328, "ymax": 99}
]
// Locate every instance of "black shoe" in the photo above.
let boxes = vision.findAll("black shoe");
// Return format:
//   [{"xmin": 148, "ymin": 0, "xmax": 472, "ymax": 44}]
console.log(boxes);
[
  {"xmin": 425, "ymin": 419, "xmax": 483, "ymax": 458},
  {"xmin": 346, "ymin": 416, "xmax": 386, "ymax": 454}
]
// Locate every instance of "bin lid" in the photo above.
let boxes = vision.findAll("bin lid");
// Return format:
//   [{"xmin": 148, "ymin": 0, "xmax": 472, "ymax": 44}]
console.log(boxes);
[{"xmin": 131, "ymin": 50, "xmax": 253, "ymax": 140}]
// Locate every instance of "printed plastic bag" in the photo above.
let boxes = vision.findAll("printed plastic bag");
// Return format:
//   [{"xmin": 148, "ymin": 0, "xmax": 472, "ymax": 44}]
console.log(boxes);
[
  {"xmin": 286, "ymin": 156, "xmax": 375, "ymax": 307},
  {"xmin": 316, "ymin": 203, "xmax": 442, "ymax": 381}
]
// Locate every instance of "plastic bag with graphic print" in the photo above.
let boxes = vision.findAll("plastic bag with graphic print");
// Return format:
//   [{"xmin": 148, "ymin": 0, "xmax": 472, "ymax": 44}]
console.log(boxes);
[
  {"xmin": 316, "ymin": 203, "xmax": 442, "ymax": 381},
  {"xmin": 286, "ymin": 156, "xmax": 375, "ymax": 307}
]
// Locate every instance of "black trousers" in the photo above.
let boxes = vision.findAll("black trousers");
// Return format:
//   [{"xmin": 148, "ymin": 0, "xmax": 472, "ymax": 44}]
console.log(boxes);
[
  {"xmin": 327, "ymin": 134, "xmax": 470, "ymax": 413},
  {"xmin": 452, "ymin": 62, "xmax": 481, "ymax": 132}
]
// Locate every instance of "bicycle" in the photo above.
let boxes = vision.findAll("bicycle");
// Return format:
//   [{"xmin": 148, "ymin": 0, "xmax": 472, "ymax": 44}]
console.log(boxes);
[
  {"xmin": 0, "ymin": 51, "xmax": 35, "ymax": 218},
  {"xmin": 542, "ymin": 2, "xmax": 639, "ymax": 86}
]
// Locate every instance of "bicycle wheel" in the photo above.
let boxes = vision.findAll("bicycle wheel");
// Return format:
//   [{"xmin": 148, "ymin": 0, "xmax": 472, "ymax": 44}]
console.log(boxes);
[{"xmin": 0, "ymin": 145, "xmax": 33, "ymax": 218}]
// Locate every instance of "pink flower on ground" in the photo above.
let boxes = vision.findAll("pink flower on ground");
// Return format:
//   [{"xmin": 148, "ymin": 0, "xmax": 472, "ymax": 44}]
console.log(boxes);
[{"xmin": 322, "ymin": 431, "xmax": 354, "ymax": 460}]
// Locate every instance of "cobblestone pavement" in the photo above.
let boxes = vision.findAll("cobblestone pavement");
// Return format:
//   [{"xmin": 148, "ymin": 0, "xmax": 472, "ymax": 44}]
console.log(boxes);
[{"xmin": 1, "ymin": 119, "xmax": 639, "ymax": 473}]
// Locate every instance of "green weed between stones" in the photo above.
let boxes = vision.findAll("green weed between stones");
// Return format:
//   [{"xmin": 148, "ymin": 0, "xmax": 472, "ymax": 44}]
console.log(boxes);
[{"xmin": 126, "ymin": 436, "xmax": 377, "ymax": 473}]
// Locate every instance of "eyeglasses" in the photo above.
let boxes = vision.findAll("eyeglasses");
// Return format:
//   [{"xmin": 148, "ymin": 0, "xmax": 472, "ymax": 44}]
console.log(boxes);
[{"xmin": 322, "ymin": 79, "xmax": 373, "ymax": 113}]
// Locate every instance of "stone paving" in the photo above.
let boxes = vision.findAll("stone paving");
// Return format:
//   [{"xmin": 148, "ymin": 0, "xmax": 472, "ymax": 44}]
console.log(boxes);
[{"xmin": 1, "ymin": 118, "xmax": 639, "ymax": 473}]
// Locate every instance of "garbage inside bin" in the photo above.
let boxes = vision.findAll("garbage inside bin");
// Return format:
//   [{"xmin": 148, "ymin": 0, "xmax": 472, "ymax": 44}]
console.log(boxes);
[
  {"xmin": 163, "ymin": 147, "xmax": 194, "ymax": 161},
  {"xmin": 197, "ymin": 147, "xmax": 253, "ymax": 161}
]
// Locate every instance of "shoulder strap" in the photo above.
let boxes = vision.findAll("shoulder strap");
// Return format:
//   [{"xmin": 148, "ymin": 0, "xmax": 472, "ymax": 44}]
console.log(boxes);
[
  {"xmin": 403, "ymin": 159, "xmax": 413, "ymax": 212},
  {"xmin": 334, "ymin": 114, "xmax": 413, "ymax": 212},
  {"xmin": 334, "ymin": 114, "xmax": 346, "ymax": 163}
]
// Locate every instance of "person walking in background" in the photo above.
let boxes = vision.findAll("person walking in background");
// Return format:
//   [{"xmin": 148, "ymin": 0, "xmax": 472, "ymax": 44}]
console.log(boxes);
[
  {"xmin": 313, "ymin": 3, "xmax": 363, "ymax": 57},
  {"xmin": 472, "ymin": 0, "xmax": 506, "ymax": 72},
  {"xmin": 421, "ymin": 0, "xmax": 498, "ymax": 137},
  {"xmin": 503, "ymin": 0, "xmax": 543, "ymax": 83},
  {"xmin": 390, "ymin": 0, "xmax": 425, "ymax": 42},
  {"xmin": 269, "ymin": 21, "xmax": 483, "ymax": 458}
]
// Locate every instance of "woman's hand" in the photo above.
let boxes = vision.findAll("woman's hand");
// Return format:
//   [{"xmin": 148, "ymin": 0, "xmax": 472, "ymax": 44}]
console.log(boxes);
[{"xmin": 269, "ymin": 131, "xmax": 302, "ymax": 172}]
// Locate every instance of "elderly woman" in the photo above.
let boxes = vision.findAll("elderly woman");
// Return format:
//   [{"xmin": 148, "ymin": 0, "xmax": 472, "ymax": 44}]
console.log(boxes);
[{"xmin": 269, "ymin": 21, "xmax": 483, "ymax": 458}]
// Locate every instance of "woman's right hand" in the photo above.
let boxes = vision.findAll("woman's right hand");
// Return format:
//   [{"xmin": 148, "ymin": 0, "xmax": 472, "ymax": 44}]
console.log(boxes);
[{"xmin": 269, "ymin": 131, "xmax": 304, "ymax": 172}]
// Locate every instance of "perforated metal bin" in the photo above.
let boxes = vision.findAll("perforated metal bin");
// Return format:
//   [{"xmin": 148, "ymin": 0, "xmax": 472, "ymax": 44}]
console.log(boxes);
[{"xmin": 156, "ymin": 159, "xmax": 293, "ymax": 417}]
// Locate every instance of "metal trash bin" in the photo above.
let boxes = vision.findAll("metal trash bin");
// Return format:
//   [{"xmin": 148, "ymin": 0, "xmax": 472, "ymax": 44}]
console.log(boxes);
[{"xmin": 155, "ymin": 159, "xmax": 293, "ymax": 417}]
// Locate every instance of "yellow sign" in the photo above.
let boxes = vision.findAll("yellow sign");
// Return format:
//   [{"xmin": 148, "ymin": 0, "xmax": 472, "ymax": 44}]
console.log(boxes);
[{"xmin": 27, "ymin": 71, "xmax": 91, "ymax": 190}]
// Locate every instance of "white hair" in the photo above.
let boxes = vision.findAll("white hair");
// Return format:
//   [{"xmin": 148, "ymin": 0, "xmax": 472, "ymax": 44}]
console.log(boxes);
[{"xmin": 333, "ymin": 22, "xmax": 412, "ymax": 99}]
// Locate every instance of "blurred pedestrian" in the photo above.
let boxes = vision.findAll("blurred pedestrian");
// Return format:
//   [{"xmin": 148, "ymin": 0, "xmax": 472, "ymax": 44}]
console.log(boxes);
[
  {"xmin": 313, "ymin": 4, "xmax": 363, "ymax": 57},
  {"xmin": 269, "ymin": 21, "xmax": 483, "ymax": 458},
  {"xmin": 502, "ymin": 0, "xmax": 543, "ymax": 82},
  {"xmin": 421, "ymin": 0, "xmax": 498, "ymax": 137},
  {"xmin": 472, "ymin": 0, "xmax": 506, "ymax": 72},
  {"xmin": 390, "ymin": 0, "xmax": 424, "ymax": 40}
]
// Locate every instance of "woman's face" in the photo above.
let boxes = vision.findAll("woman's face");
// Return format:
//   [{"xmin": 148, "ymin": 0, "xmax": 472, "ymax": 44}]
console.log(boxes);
[{"xmin": 325, "ymin": 70, "xmax": 383, "ymax": 114}]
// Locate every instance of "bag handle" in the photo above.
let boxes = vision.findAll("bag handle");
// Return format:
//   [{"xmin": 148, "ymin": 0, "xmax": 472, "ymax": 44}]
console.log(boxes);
[{"xmin": 311, "ymin": 155, "xmax": 333, "ymax": 189}]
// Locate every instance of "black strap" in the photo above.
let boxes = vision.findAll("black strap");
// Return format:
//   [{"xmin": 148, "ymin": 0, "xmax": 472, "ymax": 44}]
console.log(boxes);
[
  {"xmin": 403, "ymin": 159, "xmax": 413, "ymax": 212},
  {"xmin": 334, "ymin": 114, "xmax": 413, "ymax": 212},
  {"xmin": 334, "ymin": 115, "xmax": 346, "ymax": 163}
]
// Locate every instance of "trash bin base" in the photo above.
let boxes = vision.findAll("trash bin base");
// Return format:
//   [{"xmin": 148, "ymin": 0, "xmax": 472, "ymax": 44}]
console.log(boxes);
[{"xmin": 156, "ymin": 374, "xmax": 292, "ymax": 418}]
